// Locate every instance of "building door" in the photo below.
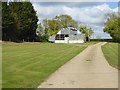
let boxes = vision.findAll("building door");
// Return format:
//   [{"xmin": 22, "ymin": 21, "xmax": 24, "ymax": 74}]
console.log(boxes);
[{"xmin": 65, "ymin": 37, "xmax": 69, "ymax": 43}]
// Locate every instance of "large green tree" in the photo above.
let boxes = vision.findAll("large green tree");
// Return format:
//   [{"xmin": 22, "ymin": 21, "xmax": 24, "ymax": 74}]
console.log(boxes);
[
  {"xmin": 2, "ymin": 2, "xmax": 38, "ymax": 42},
  {"xmin": 54, "ymin": 15, "xmax": 78, "ymax": 28},
  {"xmin": 41, "ymin": 15, "xmax": 78, "ymax": 36},
  {"xmin": 103, "ymin": 13, "xmax": 120, "ymax": 42},
  {"xmin": 2, "ymin": 2, "xmax": 14, "ymax": 41}
]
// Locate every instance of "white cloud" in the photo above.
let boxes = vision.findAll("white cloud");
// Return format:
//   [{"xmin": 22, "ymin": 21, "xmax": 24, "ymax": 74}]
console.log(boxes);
[
  {"xmin": 112, "ymin": 7, "xmax": 119, "ymax": 12},
  {"xmin": 32, "ymin": 2, "xmax": 118, "ymax": 39},
  {"xmin": 96, "ymin": 3, "xmax": 111, "ymax": 12}
]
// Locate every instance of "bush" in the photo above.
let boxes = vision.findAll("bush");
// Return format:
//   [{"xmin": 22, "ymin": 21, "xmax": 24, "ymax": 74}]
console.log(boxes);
[{"xmin": 37, "ymin": 34, "xmax": 49, "ymax": 42}]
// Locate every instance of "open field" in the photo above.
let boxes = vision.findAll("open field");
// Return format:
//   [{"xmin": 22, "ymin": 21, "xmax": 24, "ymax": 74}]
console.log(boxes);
[
  {"xmin": 102, "ymin": 42, "xmax": 119, "ymax": 69},
  {"xmin": 0, "ymin": 43, "xmax": 2, "ymax": 89},
  {"xmin": 2, "ymin": 42, "xmax": 90, "ymax": 88}
]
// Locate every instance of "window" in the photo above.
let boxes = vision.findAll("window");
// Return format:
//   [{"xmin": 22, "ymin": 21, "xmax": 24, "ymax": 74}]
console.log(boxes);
[
  {"xmin": 65, "ymin": 34, "xmax": 69, "ymax": 37},
  {"xmin": 70, "ymin": 28, "xmax": 77, "ymax": 31},
  {"xmin": 55, "ymin": 34, "xmax": 65, "ymax": 40}
]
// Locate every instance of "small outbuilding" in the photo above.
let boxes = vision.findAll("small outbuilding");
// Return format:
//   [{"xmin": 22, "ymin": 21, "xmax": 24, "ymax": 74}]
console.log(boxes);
[{"xmin": 49, "ymin": 27, "xmax": 85, "ymax": 43}]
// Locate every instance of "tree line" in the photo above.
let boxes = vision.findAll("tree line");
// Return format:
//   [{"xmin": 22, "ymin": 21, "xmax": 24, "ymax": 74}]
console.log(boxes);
[
  {"xmin": 36, "ymin": 13, "xmax": 120, "ymax": 42},
  {"xmin": 36, "ymin": 15, "xmax": 79, "ymax": 41},
  {"xmin": 37, "ymin": 15, "xmax": 94, "ymax": 42},
  {"xmin": 2, "ymin": 2, "xmax": 94, "ymax": 42},
  {"xmin": 2, "ymin": 2, "xmax": 119, "ymax": 42}
]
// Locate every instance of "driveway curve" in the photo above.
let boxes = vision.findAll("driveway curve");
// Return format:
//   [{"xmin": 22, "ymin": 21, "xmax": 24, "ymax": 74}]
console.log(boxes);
[{"xmin": 38, "ymin": 42, "xmax": 118, "ymax": 88}]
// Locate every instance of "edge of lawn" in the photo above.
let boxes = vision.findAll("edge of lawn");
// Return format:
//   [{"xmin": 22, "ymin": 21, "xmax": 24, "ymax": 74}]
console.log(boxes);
[
  {"xmin": 2, "ymin": 41, "xmax": 98, "ymax": 88},
  {"xmin": 101, "ymin": 42, "xmax": 119, "ymax": 69},
  {"xmin": 38, "ymin": 41, "xmax": 99, "ymax": 86}
]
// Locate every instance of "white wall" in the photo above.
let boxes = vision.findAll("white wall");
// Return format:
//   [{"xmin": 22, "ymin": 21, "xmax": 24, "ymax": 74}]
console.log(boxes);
[
  {"xmin": 69, "ymin": 40, "xmax": 84, "ymax": 43},
  {"xmin": 55, "ymin": 40, "xmax": 65, "ymax": 43},
  {"xmin": 55, "ymin": 40, "xmax": 84, "ymax": 43}
]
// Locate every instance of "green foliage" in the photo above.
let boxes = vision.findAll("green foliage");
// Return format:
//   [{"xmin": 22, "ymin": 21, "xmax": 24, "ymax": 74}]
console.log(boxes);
[
  {"xmin": 37, "ymin": 23, "xmax": 44, "ymax": 36},
  {"xmin": 54, "ymin": 15, "xmax": 78, "ymax": 28},
  {"xmin": 89, "ymin": 28, "xmax": 94, "ymax": 37},
  {"xmin": 47, "ymin": 19, "xmax": 60, "ymax": 36},
  {"xmin": 41, "ymin": 15, "xmax": 78, "ymax": 37},
  {"xmin": 28, "ymin": 14, "xmax": 78, "ymax": 41},
  {"xmin": 36, "ymin": 23, "xmax": 49, "ymax": 42},
  {"xmin": 38, "ymin": 34, "xmax": 49, "ymax": 42},
  {"xmin": 79, "ymin": 25, "xmax": 94, "ymax": 41},
  {"xmin": 103, "ymin": 13, "xmax": 120, "ymax": 42},
  {"xmin": 2, "ymin": 2, "xmax": 38, "ymax": 42},
  {"xmin": 2, "ymin": 2, "xmax": 14, "ymax": 41}
]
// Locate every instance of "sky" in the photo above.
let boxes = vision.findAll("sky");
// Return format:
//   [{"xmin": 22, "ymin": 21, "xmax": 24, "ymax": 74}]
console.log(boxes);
[{"xmin": 31, "ymin": 1, "xmax": 119, "ymax": 39}]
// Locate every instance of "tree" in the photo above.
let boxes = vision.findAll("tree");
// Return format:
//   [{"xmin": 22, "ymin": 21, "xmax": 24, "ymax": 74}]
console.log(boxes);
[
  {"xmin": 42, "ymin": 15, "xmax": 78, "ymax": 36},
  {"xmin": 79, "ymin": 25, "xmax": 88, "ymax": 41},
  {"xmin": 47, "ymin": 19, "xmax": 61, "ymax": 36},
  {"xmin": 36, "ymin": 23, "xmax": 48, "ymax": 42},
  {"xmin": 79, "ymin": 25, "xmax": 94, "ymax": 41},
  {"xmin": 38, "ymin": 14, "xmax": 78, "ymax": 41},
  {"xmin": 54, "ymin": 15, "xmax": 78, "ymax": 28},
  {"xmin": 88, "ymin": 27, "xmax": 94, "ymax": 40},
  {"xmin": 36, "ymin": 23, "xmax": 44, "ymax": 36},
  {"xmin": 42, "ymin": 19, "xmax": 49, "ymax": 33},
  {"xmin": 2, "ymin": 2, "xmax": 14, "ymax": 41},
  {"xmin": 70, "ymin": 20, "xmax": 78, "ymax": 28},
  {"xmin": 2, "ymin": 2, "xmax": 38, "ymax": 42},
  {"xmin": 103, "ymin": 13, "xmax": 120, "ymax": 42}
]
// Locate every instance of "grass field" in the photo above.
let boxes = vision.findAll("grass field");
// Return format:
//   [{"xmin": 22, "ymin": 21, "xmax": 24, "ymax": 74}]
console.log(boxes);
[
  {"xmin": 2, "ymin": 42, "xmax": 91, "ymax": 88},
  {"xmin": 102, "ymin": 42, "xmax": 119, "ymax": 69},
  {"xmin": 0, "ymin": 43, "xmax": 2, "ymax": 89},
  {"xmin": 83, "ymin": 41, "xmax": 99, "ymax": 45}
]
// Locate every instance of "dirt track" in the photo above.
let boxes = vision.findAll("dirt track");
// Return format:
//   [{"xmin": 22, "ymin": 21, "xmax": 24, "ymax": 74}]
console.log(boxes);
[{"xmin": 38, "ymin": 42, "xmax": 118, "ymax": 88}]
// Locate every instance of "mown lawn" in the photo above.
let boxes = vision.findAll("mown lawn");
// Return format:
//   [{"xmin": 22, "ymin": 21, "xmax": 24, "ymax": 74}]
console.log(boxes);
[
  {"xmin": 68, "ymin": 41, "xmax": 98, "ymax": 46},
  {"xmin": 84, "ymin": 41, "xmax": 99, "ymax": 45},
  {"xmin": 2, "ymin": 42, "xmax": 89, "ymax": 88},
  {"xmin": 0, "ymin": 44, "xmax": 2, "ymax": 89},
  {"xmin": 102, "ymin": 42, "xmax": 119, "ymax": 69}
]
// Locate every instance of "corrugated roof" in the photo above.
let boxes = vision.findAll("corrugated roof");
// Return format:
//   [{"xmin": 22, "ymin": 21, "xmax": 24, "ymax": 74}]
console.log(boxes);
[{"xmin": 58, "ymin": 27, "xmax": 81, "ymax": 35}]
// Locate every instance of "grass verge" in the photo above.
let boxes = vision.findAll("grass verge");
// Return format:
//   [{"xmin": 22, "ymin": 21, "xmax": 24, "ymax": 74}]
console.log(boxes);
[{"xmin": 102, "ymin": 42, "xmax": 119, "ymax": 69}]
